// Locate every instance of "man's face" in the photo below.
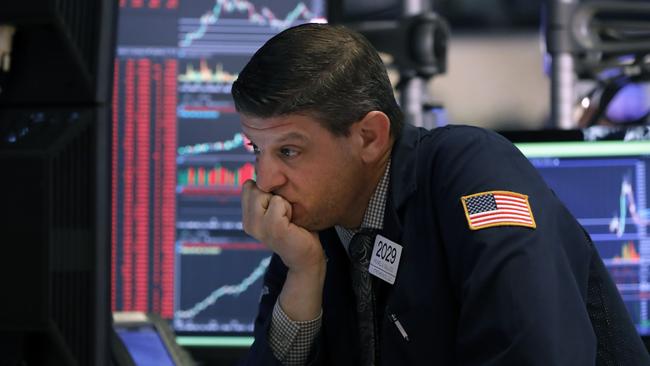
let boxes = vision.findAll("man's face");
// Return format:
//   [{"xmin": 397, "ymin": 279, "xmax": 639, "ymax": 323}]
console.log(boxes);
[{"xmin": 241, "ymin": 113, "xmax": 367, "ymax": 231}]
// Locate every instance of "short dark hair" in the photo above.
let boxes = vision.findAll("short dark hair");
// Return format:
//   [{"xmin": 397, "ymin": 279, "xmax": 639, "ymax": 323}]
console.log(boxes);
[{"xmin": 231, "ymin": 23, "xmax": 403, "ymax": 137}]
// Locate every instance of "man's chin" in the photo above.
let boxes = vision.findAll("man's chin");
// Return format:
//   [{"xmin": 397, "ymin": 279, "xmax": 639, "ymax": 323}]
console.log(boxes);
[
  {"xmin": 291, "ymin": 211, "xmax": 328, "ymax": 232},
  {"xmin": 291, "ymin": 216, "xmax": 317, "ymax": 231}
]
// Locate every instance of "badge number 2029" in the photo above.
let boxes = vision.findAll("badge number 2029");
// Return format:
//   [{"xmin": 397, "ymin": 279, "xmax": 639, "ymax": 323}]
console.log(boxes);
[
  {"xmin": 375, "ymin": 239, "xmax": 397, "ymax": 264},
  {"xmin": 369, "ymin": 234, "xmax": 403, "ymax": 285}
]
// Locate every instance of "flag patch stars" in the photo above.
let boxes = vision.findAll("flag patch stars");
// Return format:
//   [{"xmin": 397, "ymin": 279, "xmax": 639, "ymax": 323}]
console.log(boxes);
[{"xmin": 460, "ymin": 190, "xmax": 536, "ymax": 230}]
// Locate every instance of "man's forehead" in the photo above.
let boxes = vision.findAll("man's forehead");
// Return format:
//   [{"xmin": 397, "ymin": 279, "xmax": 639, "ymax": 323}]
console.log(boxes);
[
  {"xmin": 240, "ymin": 116, "xmax": 311, "ymax": 142},
  {"xmin": 240, "ymin": 118, "xmax": 290, "ymax": 130},
  {"xmin": 240, "ymin": 115, "xmax": 295, "ymax": 130}
]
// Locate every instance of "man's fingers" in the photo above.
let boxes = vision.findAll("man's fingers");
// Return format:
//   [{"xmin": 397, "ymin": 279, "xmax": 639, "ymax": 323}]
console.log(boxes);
[
  {"xmin": 262, "ymin": 195, "xmax": 292, "ymax": 240},
  {"xmin": 242, "ymin": 179, "xmax": 272, "ymax": 211},
  {"xmin": 241, "ymin": 179, "xmax": 256, "ymax": 200},
  {"xmin": 242, "ymin": 180, "xmax": 271, "ymax": 238},
  {"xmin": 260, "ymin": 193, "xmax": 272, "ymax": 211},
  {"xmin": 265, "ymin": 195, "xmax": 291, "ymax": 222},
  {"xmin": 275, "ymin": 195, "xmax": 292, "ymax": 221},
  {"xmin": 241, "ymin": 180, "xmax": 256, "ymax": 216}
]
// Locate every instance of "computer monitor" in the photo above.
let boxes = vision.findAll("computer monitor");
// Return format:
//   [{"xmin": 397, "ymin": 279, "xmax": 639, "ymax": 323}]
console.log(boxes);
[
  {"xmin": 113, "ymin": 312, "xmax": 194, "ymax": 366},
  {"xmin": 111, "ymin": 0, "xmax": 327, "ymax": 349},
  {"xmin": 511, "ymin": 135, "xmax": 650, "ymax": 336},
  {"xmin": 116, "ymin": 325, "xmax": 176, "ymax": 366}
]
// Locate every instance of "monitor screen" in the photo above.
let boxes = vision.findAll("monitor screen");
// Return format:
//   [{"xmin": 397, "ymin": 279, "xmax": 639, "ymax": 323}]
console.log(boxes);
[
  {"xmin": 116, "ymin": 324, "xmax": 176, "ymax": 366},
  {"xmin": 111, "ymin": 0, "xmax": 327, "ymax": 346},
  {"xmin": 515, "ymin": 139, "xmax": 650, "ymax": 335}
]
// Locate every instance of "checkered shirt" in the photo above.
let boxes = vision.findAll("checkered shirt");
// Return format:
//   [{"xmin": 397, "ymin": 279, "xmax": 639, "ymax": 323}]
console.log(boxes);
[{"xmin": 268, "ymin": 160, "xmax": 391, "ymax": 365}]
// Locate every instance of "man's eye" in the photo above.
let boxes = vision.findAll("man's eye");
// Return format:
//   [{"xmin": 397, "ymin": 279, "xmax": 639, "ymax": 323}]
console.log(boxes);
[
  {"xmin": 248, "ymin": 143, "xmax": 260, "ymax": 154},
  {"xmin": 280, "ymin": 148, "xmax": 298, "ymax": 157}
]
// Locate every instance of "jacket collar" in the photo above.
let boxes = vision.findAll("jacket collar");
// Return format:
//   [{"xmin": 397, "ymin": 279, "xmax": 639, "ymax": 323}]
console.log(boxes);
[
  {"xmin": 389, "ymin": 123, "xmax": 420, "ymax": 211},
  {"xmin": 380, "ymin": 123, "xmax": 421, "ymax": 241}
]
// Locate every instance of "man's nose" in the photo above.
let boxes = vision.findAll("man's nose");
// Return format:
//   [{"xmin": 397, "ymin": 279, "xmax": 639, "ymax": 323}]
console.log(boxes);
[{"xmin": 255, "ymin": 155, "xmax": 287, "ymax": 193}]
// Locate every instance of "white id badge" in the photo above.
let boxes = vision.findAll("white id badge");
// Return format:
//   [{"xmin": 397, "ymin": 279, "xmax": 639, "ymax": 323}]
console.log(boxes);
[{"xmin": 369, "ymin": 234, "xmax": 402, "ymax": 284}]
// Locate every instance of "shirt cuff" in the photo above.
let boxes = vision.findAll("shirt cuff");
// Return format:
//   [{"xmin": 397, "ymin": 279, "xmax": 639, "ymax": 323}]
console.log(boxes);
[{"xmin": 268, "ymin": 300, "xmax": 322, "ymax": 365}]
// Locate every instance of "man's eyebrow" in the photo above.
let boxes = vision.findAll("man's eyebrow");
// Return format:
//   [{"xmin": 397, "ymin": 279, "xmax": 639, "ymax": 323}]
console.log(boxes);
[
  {"xmin": 276, "ymin": 132, "xmax": 308, "ymax": 144},
  {"xmin": 242, "ymin": 132, "xmax": 308, "ymax": 147}
]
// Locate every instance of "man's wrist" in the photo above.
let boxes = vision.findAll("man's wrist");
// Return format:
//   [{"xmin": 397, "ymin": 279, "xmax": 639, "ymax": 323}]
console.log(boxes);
[
  {"xmin": 279, "ymin": 258, "xmax": 326, "ymax": 322},
  {"xmin": 286, "ymin": 256, "xmax": 327, "ymax": 281}
]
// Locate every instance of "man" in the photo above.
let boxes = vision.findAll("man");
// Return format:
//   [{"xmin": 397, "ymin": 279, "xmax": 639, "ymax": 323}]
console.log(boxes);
[{"xmin": 232, "ymin": 23, "xmax": 649, "ymax": 365}]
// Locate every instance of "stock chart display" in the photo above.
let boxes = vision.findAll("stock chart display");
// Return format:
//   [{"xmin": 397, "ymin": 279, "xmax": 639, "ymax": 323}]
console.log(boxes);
[
  {"xmin": 112, "ymin": 0, "xmax": 326, "ymax": 334},
  {"xmin": 520, "ymin": 141, "xmax": 650, "ymax": 335}
]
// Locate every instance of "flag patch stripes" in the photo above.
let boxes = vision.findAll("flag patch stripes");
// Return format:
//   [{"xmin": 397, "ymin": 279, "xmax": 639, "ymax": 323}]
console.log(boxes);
[{"xmin": 460, "ymin": 190, "xmax": 536, "ymax": 230}]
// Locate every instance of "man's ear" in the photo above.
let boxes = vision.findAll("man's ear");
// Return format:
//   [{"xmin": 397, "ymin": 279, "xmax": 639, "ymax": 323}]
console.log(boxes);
[{"xmin": 352, "ymin": 111, "xmax": 391, "ymax": 164}]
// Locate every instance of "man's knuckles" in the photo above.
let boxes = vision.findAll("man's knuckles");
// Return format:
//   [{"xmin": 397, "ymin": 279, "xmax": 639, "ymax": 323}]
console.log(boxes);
[
  {"xmin": 268, "ymin": 195, "xmax": 287, "ymax": 208},
  {"xmin": 241, "ymin": 221, "xmax": 258, "ymax": 238},
  {"xmin": 263, "ymin": 215, "xmax": 285, "ymax": 241},
  {"xmin": 242, "ymin": 179, "xmax": 256, "ymax": 191}
]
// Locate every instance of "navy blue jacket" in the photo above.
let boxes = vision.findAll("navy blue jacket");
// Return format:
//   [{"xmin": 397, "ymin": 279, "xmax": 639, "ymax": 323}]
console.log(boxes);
[{"xmin": 242, "ymin": 124, "xmax": 649, "ymax": 365}]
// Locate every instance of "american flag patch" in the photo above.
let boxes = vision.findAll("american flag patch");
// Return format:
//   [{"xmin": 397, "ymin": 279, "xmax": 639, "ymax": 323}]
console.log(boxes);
[{"xmin": 461, "ymin": 190, "xmax": 536, "ymax": 230}]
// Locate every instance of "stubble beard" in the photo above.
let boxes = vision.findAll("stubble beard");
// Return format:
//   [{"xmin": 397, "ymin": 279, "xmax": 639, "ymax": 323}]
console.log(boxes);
[{"xmin": 291, "ymin": 195, "xmax": 340, "ymax": 232}]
